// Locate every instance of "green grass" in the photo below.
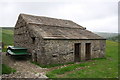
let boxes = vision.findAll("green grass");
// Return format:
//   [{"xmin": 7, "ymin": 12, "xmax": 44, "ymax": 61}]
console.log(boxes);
[
  {"xmin": 46, "ymin": 63, "xmax": 88, "ymax": 78},
  {"xmin": 31, "ymin": 61, "xmax": 74, "ymax": 68},
  {"xmin": 2, "ymin": 28, "xmax": 14, "ymax": 52},
  {"xmin": 46, "ymin": 40, "xmax": 118, "ymax": 78},
  {"xmin": 2, "ymin": 64, "xmax": 16, "ymax": 74},
  {"xmin": 2, "ymin": 29, "xmax": 14, "ymax": 45}
]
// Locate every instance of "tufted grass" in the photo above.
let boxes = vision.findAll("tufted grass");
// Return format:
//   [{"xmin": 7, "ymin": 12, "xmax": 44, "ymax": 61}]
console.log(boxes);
[{"xmin": 2, "ymin": 64, "xmax": 16, "ymax": 74}]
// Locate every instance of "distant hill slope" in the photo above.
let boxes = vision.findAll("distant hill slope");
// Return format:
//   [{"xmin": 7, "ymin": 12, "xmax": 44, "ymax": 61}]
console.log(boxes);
[
  {"xmin": 94, "ymin": 32, "xmax": 119, "ymax": 42},
  {"xmin": 108, "ymin": 35, "xmax": 120, "ymax": 42},
  {"xmin": 94, "ymin": 32, "xmax": 118, "ymax": 38},
  {"xmin": 2, "ymin": 27, "xmax": 14, "ymax": 30},
  {"xmin": 1, "ymin": 27, "xmax": 14, "ymax": 45}
]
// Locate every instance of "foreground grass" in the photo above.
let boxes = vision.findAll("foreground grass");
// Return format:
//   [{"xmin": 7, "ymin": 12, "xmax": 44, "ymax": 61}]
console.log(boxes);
[
  {"xmin": 2, "ymin": 64, "xmax": 16, "ymax": 74},
  {"xmin": 46, "ymin": 40, "xmax": 118, "ymax": 78}
]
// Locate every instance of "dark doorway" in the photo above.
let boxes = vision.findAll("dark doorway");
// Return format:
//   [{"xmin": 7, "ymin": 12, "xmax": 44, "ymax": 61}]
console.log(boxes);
[
  {"xmin": 85, "ymin": 43, "xmax": 91, "ymax": 60},
  {"xmin": 34, "ymin": 53, "xmax": 37, "ymax": 62},
  {"xmin": 74, "ymin": 43, "xmax": 81, "ymax": 62},
  {"xmin": 31, "ymin": 37, "xmax": 35, "ymax": 44}
]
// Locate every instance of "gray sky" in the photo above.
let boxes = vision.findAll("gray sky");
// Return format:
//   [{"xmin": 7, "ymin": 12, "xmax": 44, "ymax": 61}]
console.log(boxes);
[{"xmin": 0, "ymin": 0, "xmax": 119, "ymax": 33}]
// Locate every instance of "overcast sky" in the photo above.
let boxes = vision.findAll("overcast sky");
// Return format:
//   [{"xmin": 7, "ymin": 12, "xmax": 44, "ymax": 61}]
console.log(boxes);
[{"xmin": 0, "ymin": 0, "xmax": 119, "ymax": 33}]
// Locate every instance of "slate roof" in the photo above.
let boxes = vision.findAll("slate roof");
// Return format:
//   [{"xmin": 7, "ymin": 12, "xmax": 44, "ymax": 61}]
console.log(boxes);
[{"xmin": 19, "ymin": 14, "xmax": 105, "ymax": 40}]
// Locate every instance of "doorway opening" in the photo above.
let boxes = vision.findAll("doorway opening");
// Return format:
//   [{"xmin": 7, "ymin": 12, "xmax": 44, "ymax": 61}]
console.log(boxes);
[
  {"xmin": 74, "ymin": 43, "xmax": 81, "ymax": 62},
  {"xmin": 34, "ymin": 53, "xmax": 37, "ymax": 62},
  {"xmin": 31, "ymin": 37, "xmax": 36, "ymax": 44},
  {"xmin": 85, "ymin": 43, "xmax": 91, "ymax": 60}
]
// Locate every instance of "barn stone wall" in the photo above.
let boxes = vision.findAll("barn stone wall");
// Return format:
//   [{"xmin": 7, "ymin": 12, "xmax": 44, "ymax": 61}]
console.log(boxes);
[
  {"xmin": 36, "ymin": 39, "xmax": 106, "ymax": 65},
  {"xmin": 14, "ymin": 22, "xmax": 45, "ymax": 62}
]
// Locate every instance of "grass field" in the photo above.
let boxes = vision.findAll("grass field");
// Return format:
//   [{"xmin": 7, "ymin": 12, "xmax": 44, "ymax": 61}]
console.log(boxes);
[
  {"xmin": 2, "ymin": 28, "xmax": 14, "ymax": 45},
  {"xmin": 1, "ymin": 28, "xmax": 14, "ymax": 52},
  {"xmin": 1, "ymin": 28, "xmax": 119, "ymax": 78}
]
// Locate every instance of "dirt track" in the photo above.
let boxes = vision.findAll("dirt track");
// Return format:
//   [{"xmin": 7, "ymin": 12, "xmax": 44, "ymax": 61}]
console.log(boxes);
[{"xmin": 2, "ymin": 52, "xmax": 48, "ymax": 78}]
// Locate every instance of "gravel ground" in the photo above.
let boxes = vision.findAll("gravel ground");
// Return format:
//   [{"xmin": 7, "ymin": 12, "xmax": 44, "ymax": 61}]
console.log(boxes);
[{"xmin": 1, "ymin": 52, "xmax": 48, "ymax": 79}]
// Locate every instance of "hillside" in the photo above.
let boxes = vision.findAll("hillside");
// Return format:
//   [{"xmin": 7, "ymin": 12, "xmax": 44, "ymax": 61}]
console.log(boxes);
[
  {"xmin": 95, "ymin": 32, "xmax": 118, "ymax": 38},
  {"xmin": 108, "ymin": 35, "xmax": 120, "ymax": 42},
  {"xmin": 95, "ymin": 32, "xmax": 119, "ymax": 42},
  {"xmin": 2, "ymin": 27, "xmax": 14, "ymax": 45}
]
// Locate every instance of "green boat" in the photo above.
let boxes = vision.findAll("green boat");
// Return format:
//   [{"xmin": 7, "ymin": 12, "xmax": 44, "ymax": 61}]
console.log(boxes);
[{"xmin": 6, "ymin": 46, "xmax": 30, "ymax": 56}]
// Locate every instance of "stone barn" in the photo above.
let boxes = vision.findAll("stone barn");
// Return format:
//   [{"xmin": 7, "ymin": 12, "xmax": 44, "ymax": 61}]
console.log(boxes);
[{"xmin": 14, "ymin": 14, "xmax": 106, "ymax": 65}]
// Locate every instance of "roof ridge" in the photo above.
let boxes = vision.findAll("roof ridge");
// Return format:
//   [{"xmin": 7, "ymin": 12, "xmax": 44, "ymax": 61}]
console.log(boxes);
[
  {"xmin": 20, "ymin": 13, "xmax": 73, "ymax": 22},
  {"xmin": 28, "ymin": 22, "xmax": 86, "ymax": 29}
]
